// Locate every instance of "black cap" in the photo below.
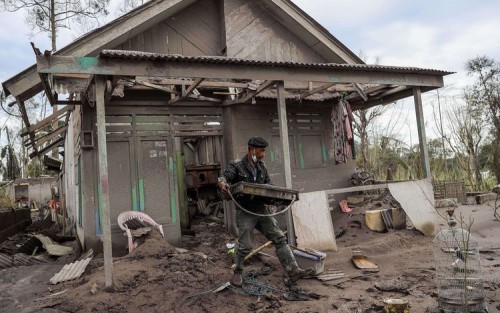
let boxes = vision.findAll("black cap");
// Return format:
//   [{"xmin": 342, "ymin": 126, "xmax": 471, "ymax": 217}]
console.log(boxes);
[{"xmin": 248, "ymin": 136, "xmax": 268, "ymax": 148}]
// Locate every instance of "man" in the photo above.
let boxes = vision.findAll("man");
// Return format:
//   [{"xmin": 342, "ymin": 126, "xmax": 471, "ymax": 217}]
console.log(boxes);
[{"xmin": 218, "ymin": 136, "xmax": 313, "ymax": 286}]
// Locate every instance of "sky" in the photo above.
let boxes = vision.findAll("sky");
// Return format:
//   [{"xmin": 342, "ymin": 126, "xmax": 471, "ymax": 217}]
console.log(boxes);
[{"xmin": 1, "ymin": 0, "xmax": 500, "ymax": 144}]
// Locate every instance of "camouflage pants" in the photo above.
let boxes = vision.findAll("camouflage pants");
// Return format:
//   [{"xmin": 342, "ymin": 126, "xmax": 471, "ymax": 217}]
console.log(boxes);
[{"xmin": 234, "ymin": 208, "xmax": 297, "ymax": 273}]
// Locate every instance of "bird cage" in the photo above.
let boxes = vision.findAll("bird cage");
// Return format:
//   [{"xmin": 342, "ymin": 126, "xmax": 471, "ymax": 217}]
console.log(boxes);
[{"xmin": 433, "ymin": 210, "xmax": 487, "ymax": 312}]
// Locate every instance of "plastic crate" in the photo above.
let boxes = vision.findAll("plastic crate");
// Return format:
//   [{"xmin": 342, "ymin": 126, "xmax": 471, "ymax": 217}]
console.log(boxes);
[{"xmin": 292, "ymin": 248, "xmax": 326, "ymax": 275}]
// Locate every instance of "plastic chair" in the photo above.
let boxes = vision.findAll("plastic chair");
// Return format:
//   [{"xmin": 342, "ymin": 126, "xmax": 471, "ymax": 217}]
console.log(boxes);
[{"xmin": 117, "ymin": 211, "xmax": 165, "ymax": 253}]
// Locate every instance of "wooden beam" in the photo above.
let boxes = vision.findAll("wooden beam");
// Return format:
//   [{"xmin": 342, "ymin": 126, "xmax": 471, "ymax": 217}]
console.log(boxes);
[
  {"xmin": 38, "ymin": 73, "xmax": 57, "ymax": 107},
  {"xmin": 363, "ymin": 84, "xmax": 391, "ymax": 95},
  {"xmin": 37, "ymin": 56, "xmax": 446, "ymax": 88},
  {"xmin": 132, "ymin": 79, "xmax": 180, "ymax": 95},
  {"xmin": 35, "ymin": 125, "xmax": 68, "ymax": 149},
  {"xmin": 223, "ymin": 80, "xmax": 276, "ymax": 105},
  {"xmin": 167, "ymin": 77, "xmax": 205, "ymax": 105},
  {"xmin": 135, "ymin": 77, "xmax": 249, "ymax": 89},
  {"xmin": 56, "ymin": 100, "xmax": 81, "ymax": 105},
  {"xmin": 183, "ymin": 77, "xmax": 204, "ymax": 97},
  {"xmin": 295, "ymin": 82, "xmax": 335, "ymax": 102},
  {"xmin": 15, "ymin": 97, "xmax": 39, "ymax": 156},
  {"xmin": 349, "ymin": 86, "xmax": 439, "ymax": 110},
  {"xmin": 21, "ymin": 105, "xmax": 71, "ymax": 136},
  {"xmin": 29, "ymin": 136, "xmax": 63, "ymax": 159},
  {"xmin": 95, "ymin": 76, "xmax": 114, "ymax": 290},
  {"xmin": 276, "ymin": 80, "xmax": 295, "ymax": 246},
  {"xmin": 352, "ymin": 83, "xmax": 368, "ymax": 101},
  {"xmin": 414, "ymin": 87, "xmax": 431, "ymax": 179}
]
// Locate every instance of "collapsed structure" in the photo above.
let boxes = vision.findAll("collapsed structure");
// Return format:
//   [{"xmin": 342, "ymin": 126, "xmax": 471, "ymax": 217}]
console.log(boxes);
[{"xmin": 2, "ymin": 0, "xmax": 452, "ymax": 259}]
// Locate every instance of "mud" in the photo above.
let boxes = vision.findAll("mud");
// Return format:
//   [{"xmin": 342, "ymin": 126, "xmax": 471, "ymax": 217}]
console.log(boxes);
[{"xmin": 1, "ymin": 203, "xmax": 499, "ymax": 313}]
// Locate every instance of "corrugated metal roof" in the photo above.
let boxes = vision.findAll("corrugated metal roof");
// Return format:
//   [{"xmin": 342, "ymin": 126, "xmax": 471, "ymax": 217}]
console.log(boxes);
[
  {"xmin": 100, "ymin": 50, "xmax": 454, "ymax": 76},
  {"xmin": 50, "ymin": 252, "xmax": 93, "ymax": 284},
  {"xmin": 26, "ymin": 215, "xmax": 55, "ymax": 232},
  {"xmin": 34, "ymin": 234, "xmax": 73, "ymax": 256},
  {"xmin": 0, "ymin": 253, "xmax": 46, "ymax": 269}
]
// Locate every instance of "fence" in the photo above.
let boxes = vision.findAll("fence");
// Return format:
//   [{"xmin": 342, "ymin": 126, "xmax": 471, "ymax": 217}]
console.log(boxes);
[{"xmin": 433, "ymin": 181, "xmax": 466, "ymax": 204}]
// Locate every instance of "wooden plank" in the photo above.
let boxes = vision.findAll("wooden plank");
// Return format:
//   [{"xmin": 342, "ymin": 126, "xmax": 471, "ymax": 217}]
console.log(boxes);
[
  {"xmin": 135, "ymin": 116, "xmax": 169, "ymax": 123},
  {"xmin": 95, "ymin": 75, "xmax": 114, "ymax": 289},
  {"xmin": 171, "ymin": 116, "xmax": 222, "ymax": 123},
  {"xmin": 132, "ymin": 79, "xmax": 180, "ymax": 95},
  {"xmin": 387, "ymin": 179, "xmax": 438, "ymax": 236},
  {"xmin": 37, "ymin": 56, "xmax": 446, "ymax": 88},
  {"xmin": 35, "ymin": 125, "xmax": 68, "ymax": 149},
  {"xmin": 353, "ymin": 83, "xmax": 368, "ymax": 101},
  {"xmin": 166, "ymin": 16, "xmax": 218, "ymax": 55},
  {"xmin": 22, "ymin": 105, "xmax": 71, "ymax": 136},
  {"xmin": 292, "ymin": 191, "xmax": 337, "ymax": 251},
  {"xmin": 171, "ymin": 125, "xmax": 222, "ymax": 131},
  {"xmin": 15, "ymin": 97, "xmax": 38, "ymax": 156},
  {"xmin": 223, "ymin": 80, "xmax": 276, "ymax": 105},
  {"xmin": 167, "ymin": 77, "xmax": 205, "ymax": 105},
  {"xmin": 413, "ymin": 87, "xmax": 431, "ymax": 178},
  {"xmin": 29, "ymin": 137, "xmax": 63, "ymax": 159},
  {"xmin": 296, "ymin": 82, "xmax": 335, "ymax": 101},
  {"xmin": 135, "ymin": 77, "xmax": 249, "ymax": 89},
  {"xmin": 172, "ymin": 130, "xmax": 222, "ymax": 136}
]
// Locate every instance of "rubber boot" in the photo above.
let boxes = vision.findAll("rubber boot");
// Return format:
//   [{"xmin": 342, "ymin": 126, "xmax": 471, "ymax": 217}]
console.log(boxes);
[
  {"xmin": 276, "ymin": 245, "xmax": 314, "ymax": 282},
  {"xmin": 276, "ymin": 245, "xmax": 299, "ymax": 272},
  {"xmin": 232, "ymin": 254, "xmax": 244, "ymax": 286}
]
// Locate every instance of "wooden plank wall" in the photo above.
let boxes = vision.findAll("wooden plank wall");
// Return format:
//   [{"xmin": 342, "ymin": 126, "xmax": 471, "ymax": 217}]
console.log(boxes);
[
  {"xmin": 117, "ymin": 0, "xmax": 222, "ymax": 56},
  {"xmin": 224, "ymin": 0, "xmax": 325, "ymax": 62},
  {"xmin": 230, "ymin": 102, "xmax": 355, "ymax": 193}
]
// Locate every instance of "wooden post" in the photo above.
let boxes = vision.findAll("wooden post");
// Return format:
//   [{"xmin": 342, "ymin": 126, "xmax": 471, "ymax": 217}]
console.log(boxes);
[
  {"xmin": 276, "ymin": 81, "xmax": 295, "ymax": 246},
  {"xmin": 95, "ymin": 75, "xmax": 114, "ymax": 289},
  {"xmin": 413, "ymin": 87, "xmax": 431, "ymax": 179}
]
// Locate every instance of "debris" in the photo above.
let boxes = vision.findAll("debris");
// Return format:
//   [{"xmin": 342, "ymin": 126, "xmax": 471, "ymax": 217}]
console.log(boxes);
[
  {"xmin": 292, "ymin": 246, "xmax": 326, "ymax": 275},
  {"xmin": 315, "ymin": 269, "xmax": 346, "ymax": 282},
  {"xmin": 351, "ymin": 250, "xmax": 379, "ymax": 272},
  {"xmin": 185, "ymin": 281, "xmax": 231, "ymax": 299},
  {"xmin": 339, "ymin": 200, "xmax": 352, "ymax": 213},
  {"xmin": 117, "ymin": 211, "xmax": 165, "ymax": 253},
  {"xmin": 231, "ymin": 231, "xmax": 287, "ymax": 270},
  {"xmin": 388, "ymin": 179, "xmax": 438, "ymax": 236},
  {"xmin": 375, "ymin": 279, "xmax": 411, "ymax": 293},
  {"xmin": 383, "ymin": 298, "xmax": 410, "ymax": 312},
  {"xmin": 347, "ymin": 195, "xmax": 365, "ymax": 206},
  {"xmin": 90, "ymin": 282, "xmax": 98, "ymax": 295},
  {"xmin": 335, "ymin": 227, "xmax": 346, "ymax": 238},
  {"xmin": 34, "ymin": 234, "xmax": 73, "ymax": 256},
  {"xmin": 49, "ymin": 249, "xmax": 93, "ymax": 284}
]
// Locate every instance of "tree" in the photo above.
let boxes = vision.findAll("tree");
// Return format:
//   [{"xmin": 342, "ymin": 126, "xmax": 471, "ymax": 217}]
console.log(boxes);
[
  {"xmin": 0, "ymin": 127, "xmax": 21, "ymax": 180},
  {"xmin": 0, "ymin": 0, "xmax": 110, "ymax": 51},
  {"xmin": 466, "ymin": 56, "xmax": 500, "ymax": 183},
  {"xmin": 352, "ymin": 51, "xmax": 395, "ymax": 172},
  {"xmin": 442, "ymin": 95, "xmax": 488, "ymax": 191}
]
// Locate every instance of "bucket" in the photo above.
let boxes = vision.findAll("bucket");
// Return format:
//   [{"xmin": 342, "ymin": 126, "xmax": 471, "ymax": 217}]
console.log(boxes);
[
  {"xmin": 292, "ymin": 247, "xmax": 326, "ymax": 275},
  {"xmin": 383, "ymin": 298, "xmax": 409, "ymax": 313}
]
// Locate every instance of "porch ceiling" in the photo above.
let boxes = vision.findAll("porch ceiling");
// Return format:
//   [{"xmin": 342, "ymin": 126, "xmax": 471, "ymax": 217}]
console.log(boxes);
[{"xmin": 23, "ymin": 49, "xmax": 453, "ymax": 159}]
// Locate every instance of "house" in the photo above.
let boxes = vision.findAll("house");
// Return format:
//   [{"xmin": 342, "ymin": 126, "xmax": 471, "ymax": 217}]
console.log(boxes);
[{"xmin": 2, "ymin": 0, "xmax": 451, "ymax": 260}]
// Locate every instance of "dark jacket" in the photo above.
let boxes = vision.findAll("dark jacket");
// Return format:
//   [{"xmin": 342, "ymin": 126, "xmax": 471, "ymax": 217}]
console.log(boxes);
[{"xmin": 221, "ymin": 154, "xmax": 272, "ymax": 211}]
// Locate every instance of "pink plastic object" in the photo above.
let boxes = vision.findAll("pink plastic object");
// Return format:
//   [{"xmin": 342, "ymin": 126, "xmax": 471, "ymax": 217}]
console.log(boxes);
[
  {"xmin": 117, "ymin": 211, "xmax": 165, "ymax": 253},
  {"xmin": 339, "ymin": 200, "xmax": 352, "ymax": 213}
]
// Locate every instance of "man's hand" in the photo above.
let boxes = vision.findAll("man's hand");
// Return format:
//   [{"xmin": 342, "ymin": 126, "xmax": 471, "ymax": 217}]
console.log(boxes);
[{"xmin": 218, "ymin": 181, "xmax": 230, "ymax": 193}]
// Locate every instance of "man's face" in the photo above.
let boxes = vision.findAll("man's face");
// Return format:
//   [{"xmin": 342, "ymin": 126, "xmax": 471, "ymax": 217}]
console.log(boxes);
[{"xmin": 251, "ymin": 147, "xmax": 266, "ymax": 160}]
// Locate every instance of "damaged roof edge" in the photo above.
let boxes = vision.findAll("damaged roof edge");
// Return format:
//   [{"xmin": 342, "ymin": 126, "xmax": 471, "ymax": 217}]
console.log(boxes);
[
  {"xmin": 2, "ymin": 0, "xmax": 198, "ymax": 98},
  {"xmin": 99, "ymin": 50, "xmax": 454, "ymax": 76}
]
